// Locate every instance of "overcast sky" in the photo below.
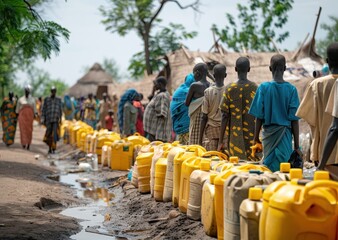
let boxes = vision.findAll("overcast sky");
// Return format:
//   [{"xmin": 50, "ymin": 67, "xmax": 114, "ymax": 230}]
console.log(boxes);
[{"xmin": 28, "ymin": 0, "xmax": 338, "ymax": 86}]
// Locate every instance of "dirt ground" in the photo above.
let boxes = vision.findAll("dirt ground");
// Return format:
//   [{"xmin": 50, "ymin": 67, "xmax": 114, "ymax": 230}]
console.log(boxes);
[
  {"xmin": 0, "ymin": 124, "xmax": 214, "ymax": 240},
  {"xmin": 0, "ymin": 124, "xmax": 82, "ymax": 240}
]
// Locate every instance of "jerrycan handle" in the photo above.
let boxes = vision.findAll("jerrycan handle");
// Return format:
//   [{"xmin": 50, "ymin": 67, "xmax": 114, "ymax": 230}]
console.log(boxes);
[
  {"xmin": 151, "ymin": 141, "xmax": 163, "ymax": 146},
  {"xmin": 301, "ymin": 180, "xmax": 338, "ymax": 202},
  {"xmin": 249, "ymin": 170, "xmax": 263, "ymax": 175},
  {"xmin": 186, "ymin": 145, "xmax": 206, "ymax": 153},
  {"xmin": 201, "ymin": 151, "xmax": 228, "ymax": 160},
  {"xmin": 133, "ymin": 132, "xmax": 140, "ymax": 136}
]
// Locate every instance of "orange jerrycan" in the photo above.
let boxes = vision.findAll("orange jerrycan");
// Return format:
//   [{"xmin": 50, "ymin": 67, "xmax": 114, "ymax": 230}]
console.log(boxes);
[
  {"xmin": 163, "ymin": 146, "xmax": 185, "ymax": 202},
  {"xmin": 187, "ymin": 160, "xmax": 211, "ymax": 220},
  {"xmin": 201, "ymin": 173, "xmax": 218, "ymax": 237},
  {"xmin": 136, "ymin": 152, "xmax": 154, "ymax": 193},
  {"xmin": 172, "ymin": 145, "xmax": 206, "ymax": 207},
  {"xmin": 214, "ymin": 164, "xmax": 270, "ymax": 240},
  {"xmin": 223, "ymin": 171, "xmax": 279, "ymax": 240},
  {"xmin": 179, "ymin": 156, "xmax": 210, "ymax": 213},
  {"xmin": 154, "ymin": 157, "xmax": 167, "ymax": 201},
  {"xmin": 239, "ymin": 187, "xmax": 263, "ymax": 240},
  {"xmin": 264, "ymin": 179, "xmax": 338, "ymax": 240}
]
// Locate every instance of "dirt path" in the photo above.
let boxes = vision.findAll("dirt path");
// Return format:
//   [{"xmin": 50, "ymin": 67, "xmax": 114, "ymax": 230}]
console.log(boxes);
[{"xmin": 0, "ymin": 124, "xmax": 81, "ymax": 240}]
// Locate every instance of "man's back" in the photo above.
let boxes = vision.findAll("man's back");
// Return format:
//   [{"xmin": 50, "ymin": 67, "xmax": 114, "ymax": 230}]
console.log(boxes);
[{"xmin": 297, "ymin": 74, "xmax": 338, "ymax": 164}]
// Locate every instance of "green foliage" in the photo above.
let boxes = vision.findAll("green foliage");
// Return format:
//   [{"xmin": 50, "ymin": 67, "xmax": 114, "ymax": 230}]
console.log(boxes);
[
  {"xmin": 0, "ymin": 0, "xmax": 69, "ymax": 98},
  {"xmin": 128, "ymin": 23, "xmax": 197, "ymax": 78},
  {"xmin": 100, "ymin": 0, "xmax": 199, "ymax": 77},
  {"xmin": 212, "ymin": 0, "xmax": 293, "ymax": 52},
  {"xmin": 316, "ymin": 16, "xmax": 338, "ymax": 58},
  {"xmin": 25, "ymin": 66, "xmax": 68, "ymax": 97}
]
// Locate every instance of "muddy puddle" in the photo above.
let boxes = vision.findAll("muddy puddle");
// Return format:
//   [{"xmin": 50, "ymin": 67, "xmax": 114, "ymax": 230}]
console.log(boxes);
[{"xmin": 43, "ymin": 156, "xmax": 126, "ymax": 239}]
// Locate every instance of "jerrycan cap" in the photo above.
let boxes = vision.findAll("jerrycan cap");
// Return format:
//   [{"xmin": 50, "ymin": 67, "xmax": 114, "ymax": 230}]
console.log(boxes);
[
  {"xmin": 248, "ymin": 187, "xmax": 263, "ymax": 200},
  {"xmin": 210, "ymin": 173, "xmax": 217, "ymax": 184},
  {"xmin": 249, "ymin": 169, "xmax": 263, "ymax": 175},
  {"xmin": 314, "ymin": 171, "xmax": 330, "ymax": 180},
  {"xmin": 229, "ymin": 156, "xmax": 239, "ymax": 163},
  {"xmin": 280, "ymin": 162, "xmax": 291, "ymax": 173},
  {"xmin": 200, "ymin": 161, "xmax": 210, "ymax": 171},
  {"xmin": 289, "ymin": 168, "xmax": 302, "ymax": 180}
]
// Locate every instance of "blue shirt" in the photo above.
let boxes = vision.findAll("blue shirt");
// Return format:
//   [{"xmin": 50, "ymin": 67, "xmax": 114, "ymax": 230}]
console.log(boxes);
[{"xmin": 249, "ymin": 81, "xmax": 300, "ymax": 127}]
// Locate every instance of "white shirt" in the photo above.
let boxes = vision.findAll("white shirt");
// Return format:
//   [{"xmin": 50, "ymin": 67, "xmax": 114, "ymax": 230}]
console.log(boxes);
[{"xmin": 16, "ymin": 95, "xmax": 37, "ymax": 114}]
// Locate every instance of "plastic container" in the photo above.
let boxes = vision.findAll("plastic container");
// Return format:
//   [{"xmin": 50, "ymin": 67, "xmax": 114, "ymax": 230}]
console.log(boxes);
[
  {"xmin": 101, "ymin": 145, "xmax": 109, "ymax": 167},
  {"xmin": 110, "ymin": 140, "xmax": 134, "ymax": 170},
  {"xmin": 179, "ymin": 157, "xmax": 210, "ymax": 213},
  {"xmin": 150, "ymin": 146, "xmax": 165, "ymax": 196},
  {"xmin": 201, "ymin": 173, "xmax": 218, "ymax": 237},
  {"xmin": 214, "ymin": 164, "xmax": 270, "ymax": 240},
  {"xmin": 154, "ymin": 157, "xmax": 167, "ymax": 201},
  {"xmin": 274, "ymin": 162, "xmax": 291, "ymax": 180},
  {"xmin": 262, "ymin": 180, "xmax": 338, "ymax": 240},
  {"xmin": 239, "ymin": 187, "xmax": 263, "ymax": 240},
  {"xmin": 223, "ymin": 171, "xmax": 279, "ymax": 240},
  {"xmin": 96, "ymin": 134, "xmax": 121, "ymax": 164},
  {"xmin": 136, "ymin": 152, "xmax": 154, "ymax": 193},
  {"xmin": 163, "ymin": 146, "xmax": 186, "ymax": 202},
  {"xmin": 172, "ymin": 145, "xmax": 206, "ymax": 207},
  {"xmin": 131, "ymin": 161, "xmax": 139, "ymax": 187},
  {"xmin": 127, "ymin": 132, "xmax": 150, "ymax": 146},
  {"xmin": 187, "ymin": 160, "xmax": 211, "ymax": 220}
]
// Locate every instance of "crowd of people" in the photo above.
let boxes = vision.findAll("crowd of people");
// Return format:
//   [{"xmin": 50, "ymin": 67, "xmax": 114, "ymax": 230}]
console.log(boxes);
[{"xmin": 1, "ymin": 42, "xmax": 337, "ymax": 176}]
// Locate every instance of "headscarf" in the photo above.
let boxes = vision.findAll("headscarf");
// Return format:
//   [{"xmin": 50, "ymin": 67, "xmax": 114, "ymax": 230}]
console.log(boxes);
[
  {"xmin": 170, "ymin": 73, "xmax": 195, "ymax": 134},
  {"xmin": 64, "ymin": 95, "xmax": 73, "ymax": 110},
  {"xmin": 118, "ymin": 89, "xmax": 138, "ymax": 132}
]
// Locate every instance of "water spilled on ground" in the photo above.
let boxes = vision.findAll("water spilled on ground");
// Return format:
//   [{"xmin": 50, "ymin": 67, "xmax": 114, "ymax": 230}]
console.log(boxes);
[{"xmin": 43, "ymin": 155, "xmax": 127, "ymax": 239}]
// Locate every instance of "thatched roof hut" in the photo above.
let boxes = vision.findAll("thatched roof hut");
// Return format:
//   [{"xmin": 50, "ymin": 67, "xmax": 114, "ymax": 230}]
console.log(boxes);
[{"xmin": 67, "ymin": 63, "xmax": 116, "ymax": 99}]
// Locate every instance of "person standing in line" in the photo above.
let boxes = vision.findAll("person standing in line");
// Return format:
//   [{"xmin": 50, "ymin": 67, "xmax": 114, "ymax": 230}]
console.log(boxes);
[
  {"xmin": 1, "ymin": 91, "xmax": 18, "ymax": 146},
  {"xmin": 118, "ymin": 89, "xmax": 139, "ymax": 136},
  {"xmin": 63, "ymin": 95, "xmax": 75, "ymax": 120},
  {"xmin": 99, "ymin": 93, "xmax": 112, "ymax": 129},
  {"xmin": 105, "ymin": 109, "xmax": 115, "ymax": 131},
  {"xmin": 143, "ymin": 77, "xmax": 172, "ymax": 142},
  {"xmin": 218, "ymin": 57, "xmax": 258, "ymax": 160},
  {"xmin": 297, "ymin": 42, "xmax": 338, "ymax": 167},
  {"xmin": 318, "ymin": 78, "xmax": 338, "ymax": 179},
  {"xmin": 249, "ymin": 54, "xmax": 301, "ymax": 172},
  {"xmin": 83, "ymin": 93, "xmax": 97, "ymax": 129},
  {"xmin": 185, "ymin": 63, "xmax": 210, "ymax": 145},
  {"xmin": 199, "ymin": 64, "xmax": 227, "ymax": 150},
  {"xmin": 133, "ymin": 93, "xmax": 145, "ymax": 136},
  {"xmin": 16, "ymin": 85, "xmax": 37, "ymax": 150},
  {"xmin": 41, "ymin": 86, "xmax": 62, "ymax": 154},
  {"xmin": 170, "ymin": 73, "xmax": 195, "ymax": 145}
]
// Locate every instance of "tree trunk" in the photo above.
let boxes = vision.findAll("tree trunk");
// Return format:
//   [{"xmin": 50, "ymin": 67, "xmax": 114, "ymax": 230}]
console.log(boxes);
[{"xmin": 143, "ymin": 27, "xmax": 152, "ymax": 76}]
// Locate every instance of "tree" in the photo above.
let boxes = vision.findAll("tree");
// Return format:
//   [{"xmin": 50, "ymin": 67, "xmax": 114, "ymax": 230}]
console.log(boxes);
[
  {"xmin": 0, "ymin": 0, "xmax": 69, "ymax": 98},
  {"xmin": 128, "ymin": 23, "xmax": 197, "ymax": 78},
  {"xmin": 212, "ymin": 0, "xmax": 293, "ymax": 52},
  {"xmin": 25, "ymin": 66, "xmax": 68, "ymax": 97},
  {"xmin": 316, "ymin": 16, "xmax": 338, "ymax": 58},
  {"xmin": 100, "ymin": 0, "xmax": 200, "ymax": 76}
]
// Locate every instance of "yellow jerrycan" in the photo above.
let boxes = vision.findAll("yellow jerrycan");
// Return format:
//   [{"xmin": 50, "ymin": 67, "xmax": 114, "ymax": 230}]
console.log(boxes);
[
  {"xmin": 274, "ymin": 162, "xmax": 291, "ymax": 180},
  {"xmin": 264, "ymin": 179, "xmax": 338, "ymax": 240},
  {"xmin": 214, "ymin": 164, "xmax": 270, "ymax": 240},
  {"xmin": 136, "ymin": 152, "xmax": 154, "ymax": 193},
  {"xmin": 179, "ymin": 156, "xmax": 211, "ymax": 213},
  {"xmin": 127, "ymin": 132, "xmax": 150, "ymax": 146},
  {"xmin": 187, "ymin": 160, "xmax": 211, "ymax": 220},
  {"xmin": 259, "ymin": 170, "xmax": 332, "ymax": 240},
  {"xmin": 223, "ymin": 171, "xmax": 279, "ymax": 240},
  {"xmin": 172, "ymin": 145, "xmax": 206, "ymax": 207},
  {"xmin": 110, "ymin": 140, "xmax": 133, "ymax": 170},
  {"xmin": 151, "ymin": 145, "xmax": 170, "ymax": 197},
  {"xmin": 138, "ymin": 141, "xmax": 163, "ymax": 155},
  {"xmin": 239, "ymin": 187, "xmax": 263, "ymax": 240},
  {"xmin": 154, "ymin": 157, "xmax": 168, "ymax": 201},
  {"xmin": 163, "ymin": 146, "xmax": 186, "ymax": 202},
  {"xmin": 201, "ymin": 173, "xmax": 218, "ymax": 237}
]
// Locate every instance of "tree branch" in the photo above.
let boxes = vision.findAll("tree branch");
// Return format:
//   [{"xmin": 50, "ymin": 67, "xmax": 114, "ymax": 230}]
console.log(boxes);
[
  {"xmin": 166, "ymin": 0, "xmax": 201, "ymax": 12},
  {"xmin": 149, "ymin": 0, "xmax": 167, "ymax": 26}
]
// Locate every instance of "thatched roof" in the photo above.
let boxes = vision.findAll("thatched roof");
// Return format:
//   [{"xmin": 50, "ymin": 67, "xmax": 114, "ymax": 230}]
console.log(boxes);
[{"xmin": 67, "ymin": 63, "xmax": 116, "ymax": 98}]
